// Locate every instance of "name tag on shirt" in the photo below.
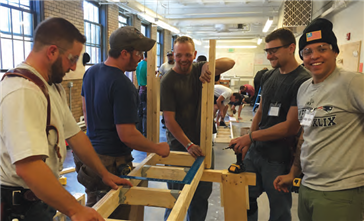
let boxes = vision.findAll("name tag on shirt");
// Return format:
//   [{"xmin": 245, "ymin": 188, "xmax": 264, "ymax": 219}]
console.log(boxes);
[
  {"xmin": 268, "ymin": 103, "xmax": 281, "ymax": 117},
  {"xmin": 300, "ymin": 110, "xmax": 316, "ymax": 127}
]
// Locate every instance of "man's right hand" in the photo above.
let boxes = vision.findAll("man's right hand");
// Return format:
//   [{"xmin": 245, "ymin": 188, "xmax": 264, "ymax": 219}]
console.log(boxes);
[
  {"xmin": 70, "ymin": 206, "xmax": 104, "ymax": 221},
  {"xmin": 155, "ymin": 142, "xmax": 170, "ymax": 158},
  {"xmin": 273, "ymin": 173, "xmax": 295, "ymax": 193},
  {"xmin": 188, "ymin": 144, "xmax": 204, "ymax": 158}
]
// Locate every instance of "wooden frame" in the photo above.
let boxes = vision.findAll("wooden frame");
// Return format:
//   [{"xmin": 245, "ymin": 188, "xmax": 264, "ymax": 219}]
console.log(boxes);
[{"xmin": 57, "ymin": 40, "xmax": 256, "ymax": 220}]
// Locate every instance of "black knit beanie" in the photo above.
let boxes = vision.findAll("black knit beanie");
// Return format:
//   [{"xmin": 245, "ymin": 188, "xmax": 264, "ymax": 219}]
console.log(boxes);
[{"xmin": 299, "ymin": 18, "xmax": 339, "ymax": 59}]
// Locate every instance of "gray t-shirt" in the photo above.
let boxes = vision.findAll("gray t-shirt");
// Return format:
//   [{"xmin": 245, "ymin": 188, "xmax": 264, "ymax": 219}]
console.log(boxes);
[
  {"xmin": 159, "ymin": 62, "xmax": 174, "ymax": 77},
  {"xmin": 297, "ymin": 68, "xmax": 364, "ymax": 191},
  {"xmin": 160, "ymin": 62, "xmax": 206, "ymax": 151}
]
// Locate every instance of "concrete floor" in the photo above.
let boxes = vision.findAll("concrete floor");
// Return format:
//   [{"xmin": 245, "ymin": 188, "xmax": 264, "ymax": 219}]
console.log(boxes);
[{"xmin": 63, "ymin": 105, "xmax": 299, "ymax": 220}]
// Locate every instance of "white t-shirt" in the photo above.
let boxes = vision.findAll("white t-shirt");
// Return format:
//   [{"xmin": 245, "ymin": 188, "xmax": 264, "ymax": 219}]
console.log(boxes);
[
  {"xmin": 159, "ymin": 62, "xmax": 174, "ymax": 77},
  {"xmin": 214, "ymin": 84, "xmax": 233, "ymax": 105},
  {"xmin": 0, "ymin": 63, "xmax": 80, "ymax": 188}
]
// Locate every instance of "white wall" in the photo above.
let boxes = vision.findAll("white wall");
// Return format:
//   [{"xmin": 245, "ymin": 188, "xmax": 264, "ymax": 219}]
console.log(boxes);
[{"xmin": 326, "ymin": 1, "xmax": 364, "ymax": 70}]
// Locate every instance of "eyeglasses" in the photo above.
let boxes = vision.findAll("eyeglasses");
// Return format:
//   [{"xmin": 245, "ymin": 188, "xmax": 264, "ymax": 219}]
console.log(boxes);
[
  {"xmin": 264, "ymin": 44, "xmax": 291, "ymax": 55},
  {"xmin": 135, "ymin": 51, "xmax": 144, "ymax": 57},
  {"xmin": 300, "ymin": 44, "xmax": 332, "ymax": 58},
  {"xmin": 57, "ymin": 45, "xmax": 79, "ymax": 65}
]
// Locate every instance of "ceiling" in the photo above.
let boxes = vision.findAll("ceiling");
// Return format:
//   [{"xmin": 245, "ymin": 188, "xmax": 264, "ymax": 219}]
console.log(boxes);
[{"xmin": 109, "ymin": 0, "xmax": 285, "ymax": 44}]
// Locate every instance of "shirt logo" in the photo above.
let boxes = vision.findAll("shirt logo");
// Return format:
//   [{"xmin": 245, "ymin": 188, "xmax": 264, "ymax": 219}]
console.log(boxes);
[{"xmin": 306, "ymin": 31, "xmax": 322, "ymax": 42}]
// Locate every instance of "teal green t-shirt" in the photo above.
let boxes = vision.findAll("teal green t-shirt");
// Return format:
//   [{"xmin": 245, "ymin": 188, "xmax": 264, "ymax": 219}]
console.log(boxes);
[{"xmin": 136, "ymin": 60, "xmax": 147, "ymax": 86}]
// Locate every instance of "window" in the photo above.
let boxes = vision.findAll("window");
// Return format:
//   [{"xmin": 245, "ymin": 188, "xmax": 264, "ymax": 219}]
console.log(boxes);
[
  {"xmin": 118, "ymin": 14, "xmax": 129, "ymax": 28},
  {"xmin": 171, "ymin": 35, "xmax": 177, "ymax": 51},
  {"xmin": 156, "ymin": 30, "xmax": 163, "ymax": 67},
  {"xmin": 0, "ymin": 0, "xmax": 40, "ymax": 71},
  {"xmin": 83, "ymin": 0, "xmax": 101, "ymax": 64},
  {"xmin": 141, "ymin": 23, "xmax": 149, "ymax": 37}
]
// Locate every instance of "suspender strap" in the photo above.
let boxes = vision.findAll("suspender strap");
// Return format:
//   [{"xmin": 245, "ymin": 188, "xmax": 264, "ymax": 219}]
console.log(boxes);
[{"xmin": 1, "ymin": 68, "xmax": 62, "ymax": 160}]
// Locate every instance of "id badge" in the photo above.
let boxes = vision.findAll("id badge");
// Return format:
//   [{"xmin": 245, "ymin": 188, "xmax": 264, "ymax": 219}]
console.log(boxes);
[
  {"xmin": 268, "ymin": 103, "xmax": 281, "ymax": 117},
  {"xmin": 300, "ymin": 109, "xmax": 316, "ymax": 126}
]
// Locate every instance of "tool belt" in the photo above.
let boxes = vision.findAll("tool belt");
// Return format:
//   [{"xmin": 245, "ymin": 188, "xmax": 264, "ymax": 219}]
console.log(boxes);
[{"xmin": 1, "ymin": 185, "xmax": 40, "ymax": 220}]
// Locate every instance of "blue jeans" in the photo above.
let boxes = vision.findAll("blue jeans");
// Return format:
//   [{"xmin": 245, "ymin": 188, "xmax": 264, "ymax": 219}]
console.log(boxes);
[
  {"xmin": 244, "ymin": 147, "xmax": 292, "ymax": 221},
  {"xmin": 164, "ymin": 150, "xmax": 214, "ymax": 221},
  {"xmin": 137, "ymin": 87, "xmax": 147, "ymax": 137}
]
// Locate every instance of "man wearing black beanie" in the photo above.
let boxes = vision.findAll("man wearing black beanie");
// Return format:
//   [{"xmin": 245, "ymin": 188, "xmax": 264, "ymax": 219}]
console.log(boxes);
[{"xmin": 274, "ymin": 18, "xmax": 364, "ymax": 221}]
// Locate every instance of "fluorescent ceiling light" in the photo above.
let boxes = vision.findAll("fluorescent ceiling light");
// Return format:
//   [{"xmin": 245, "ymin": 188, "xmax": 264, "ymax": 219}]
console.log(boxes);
[
  {"xmin": 262, "ymin": 17, "xmax": 273, "ymax": 33},
  {"xmin": 204, "ymin": 45, "xmax": 257, "ymax": 49},
  {"xmin": 138, "ymin": 12, "xmax": 180, "ymax": 34},
  {"xmin": 257, "ymin": 37, "xmax": 262, "ymax": 45}
]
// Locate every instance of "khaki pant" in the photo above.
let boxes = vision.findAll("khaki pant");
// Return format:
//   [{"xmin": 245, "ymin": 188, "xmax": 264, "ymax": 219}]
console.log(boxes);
[
  {"xmin": 74, "ymin": 152, "xmax": 133, "ymax": 219},
  {"xmin": 298, "ymin": 184, "xmax": 364, "ymax": 221}
]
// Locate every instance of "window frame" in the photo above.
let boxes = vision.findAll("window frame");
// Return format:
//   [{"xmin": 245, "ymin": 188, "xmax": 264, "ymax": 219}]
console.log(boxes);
[
  {"xmin": 118, "ymin": 13, "xmax": 130, "ymax": 28},
  {"xmin": 0, "ymin": 0, "xmax": 43, "ymax": 72},
  {"xmin": 83, "ymin": 0, "xmax": 106, "ymax": 65},
  {"xmin": 156, "ymin": 29, "xmax": 163, "ymax": 68}
]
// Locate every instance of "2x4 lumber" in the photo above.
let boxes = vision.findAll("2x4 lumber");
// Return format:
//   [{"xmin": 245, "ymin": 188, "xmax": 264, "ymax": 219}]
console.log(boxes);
[
  {"xmin": 93, "ymin": 154, "xmax": 158, "ymax": 217},
  {"xmin": 200, "ymin": 39, "xmax": 216, "ymax": 169},
  {"xmin": 221, "ymin": 171, "xmax": 256, "ymax": 221},
  {"xmin": 59, "ymin": 167, "xmax": 75, "ymax": 175},
  {"xmin": 155, "ymin": 151, "xmax": 195, "ymax": 167},
  {"xmin": 142, "ymin": 165, "xmax": 187, "ymax": 181},
  {"xmin": 166, "ymin": 159, "xmax": 205, "ymax": 221},
  {"xmin": 147, "ymin": 44, "xmax": 159, "ymax": 143},
  {"xmin": 128, "ymin": 180, "xmax": 147, "ymax": 221},
  {"xmin": 123, "ymin": 186, "xmax": 178, "ymax": 209}
]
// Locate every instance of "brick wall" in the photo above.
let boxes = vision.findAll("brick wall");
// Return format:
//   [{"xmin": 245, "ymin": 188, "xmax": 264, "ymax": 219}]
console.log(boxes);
[
  {"xmin": 44, "ymin": 0, "xmax": 84, "ymax": 34},
  {"xmin": 60, "ymin": 80, "xmax": 83, "ymax": 122},
  {"xmin": 107, "ymin": 4, "xmax": 119, "ymax": 51},
  {"xmin": 132, "ymin": 15, "xmax": 142, "ymax": 31}
]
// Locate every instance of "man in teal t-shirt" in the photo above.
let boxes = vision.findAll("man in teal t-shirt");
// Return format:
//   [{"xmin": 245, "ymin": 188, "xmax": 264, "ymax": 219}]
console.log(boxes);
[{"xmin": 136, "ymin": 53, "xmax": 148, "ymax": 136}]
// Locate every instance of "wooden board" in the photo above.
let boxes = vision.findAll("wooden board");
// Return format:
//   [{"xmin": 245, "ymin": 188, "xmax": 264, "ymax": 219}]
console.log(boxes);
[
  {"xmin": 337, "ymin": 40, "xmax": 361, "ymax": 72},
  {"xmin": 199, "ymin": 39, "xmax": 216, "ymax": 169}
]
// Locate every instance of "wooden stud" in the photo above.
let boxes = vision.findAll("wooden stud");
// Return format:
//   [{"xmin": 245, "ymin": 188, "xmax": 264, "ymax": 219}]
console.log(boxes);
[
  {"xmin": 155, "ymin": 151, "xmax": 195, "ymax": 167},
  {"xmin": 221, "ymin": 171, "xmax": 256, "ymax": 221},
  {"xmin": 147, "ymin": 44, "xmax": 158, "ymax": 143},
  {"xmin": 128, "ymin": 180, "xmax": 148, "ymax": 221},
  {"xmin": 142, "ymin": 165, "xmax": 187, "ymax": 181},
  {"xmin": 199, "ymin": 40, "xmax": 216, "ymax": 169},
  {"xmin": 124, "ymin": 186, "xmax": 178, "ymax": 209},
  {"xmin": 60, "ymin": 167, "xmax": 75, "ymax": 175},
  {"xmin": 166, "ymin": 159, "xmax": 205, "ymax": 221}
]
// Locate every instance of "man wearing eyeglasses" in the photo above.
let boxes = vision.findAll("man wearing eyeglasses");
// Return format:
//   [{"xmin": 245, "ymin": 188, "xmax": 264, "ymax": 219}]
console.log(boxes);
[
  {"xmin": 274, "ymin": 18, "xmax": 364, "ymax": 221},
  {"xmin": 0, "ymin": 18, "xmax": 133, "ymax": 221},
  {"xmin": 79, "ymin": 26, "xmax": 170, "ymax": 219},
  {"xmin": 229, "ymin": 28, "xmax": 311, "ymax": 221}
]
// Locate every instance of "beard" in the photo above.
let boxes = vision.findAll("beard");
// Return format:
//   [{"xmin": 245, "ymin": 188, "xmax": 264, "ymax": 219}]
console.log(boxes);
[
  {"xmin": 126, "ymin": 55, "xmax": 139, "ymax": 72},
  {"xmin": 49, "ymin": 56, "xmax": 66, "ymax": 84}
]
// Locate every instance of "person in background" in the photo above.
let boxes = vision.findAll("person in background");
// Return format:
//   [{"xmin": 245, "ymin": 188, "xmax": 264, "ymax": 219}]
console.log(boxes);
[
  {"xmin": 251, "ymin": 67, "xmax": 268, "ymax": 103},
  {"xmin": 214, "ymin": 84, "xmax": 241, "ymax": 126},
  {"xmin": 158, "ymin": 51, "xmax": 174, "ymax": 78},
  {"xmin": 274, "ymin": 18, "xmax": 364, "ymax": 221},
  {"xmin": 197, "ymin": 55, "xmax": 207, "ymax": 62},
  {"xmin": 79, "ymin": 26, "xmax": 170, "ymax": 219},
  {"xmin": 229, "ymin": 27, "xmax": 311, "ymax": 221},
  {"xmin": 231, "ymin": 84, "xmax": 255, "ymax": 121},
  {"xmin": 0, "ymin": 17, "xmax": 132, "ymax": 221},
  {"xmin": 136, "ymin": 52, "xmax": 147, "ymax": 137}
]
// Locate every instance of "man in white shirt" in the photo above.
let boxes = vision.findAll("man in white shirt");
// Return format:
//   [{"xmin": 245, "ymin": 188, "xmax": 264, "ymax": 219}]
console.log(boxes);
[
  {"xmin": 214, "ymin": 84, "xmax": 241, "ymax": 126},
  {"xmin": 158, "ymin": 51, "xmax": 175, "ymax": 78},
  {"xmin": 0, "ymin": 17, "xmax": 132, "ymax": 221}
]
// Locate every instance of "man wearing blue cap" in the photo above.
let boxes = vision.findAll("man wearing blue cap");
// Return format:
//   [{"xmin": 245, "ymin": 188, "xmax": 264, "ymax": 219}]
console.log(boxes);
[{"xmin": 274, "ymin": 18, "xmax": 364, "ymax": 221}]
